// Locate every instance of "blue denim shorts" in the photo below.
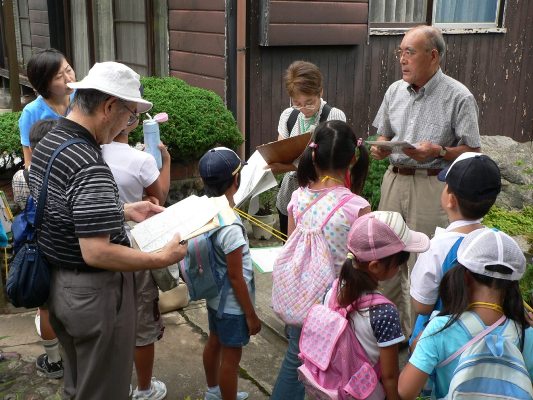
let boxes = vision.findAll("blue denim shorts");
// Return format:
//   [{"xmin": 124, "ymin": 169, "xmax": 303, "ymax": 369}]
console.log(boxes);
[{"xmin": 207, "ymin": 307, "xmax": 250, "ymax": 348}]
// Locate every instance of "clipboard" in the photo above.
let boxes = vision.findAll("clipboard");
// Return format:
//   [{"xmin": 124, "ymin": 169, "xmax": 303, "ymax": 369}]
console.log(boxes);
[{"xmin": 256, "ymin": 132, "xmax": 312, "ymax": 165}]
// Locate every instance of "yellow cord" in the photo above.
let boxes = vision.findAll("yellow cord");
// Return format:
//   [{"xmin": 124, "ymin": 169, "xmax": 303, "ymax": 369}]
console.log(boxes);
[
  {"xmin": 524, "ymin": 301, "xmax": 533, "ymax": 313},
  {"xmin": 321, "ymin": 175, "xmax": 344, "ymax": 185},
  {"xmin": 234, "ymin": 208, "xmax": 288, "ymax": 243},
  {"xmin": 468, "ymin": 301, "xmax": 503, "ymax": 313}
]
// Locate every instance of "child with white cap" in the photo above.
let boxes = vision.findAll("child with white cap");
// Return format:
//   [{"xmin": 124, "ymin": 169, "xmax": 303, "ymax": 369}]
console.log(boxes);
[
  {"xmin": 321, "ymin": 211, "xmax": 430, "ymax": 400},
  {"xmin": 399, "ymin": 228, "xmax": 533, "ymax": 399}
]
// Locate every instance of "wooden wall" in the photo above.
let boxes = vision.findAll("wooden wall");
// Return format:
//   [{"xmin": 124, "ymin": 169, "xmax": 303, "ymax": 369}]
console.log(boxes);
[
  {"xmin": 168, "ymin": 0, "xmax": 226, "ymax": 99},
  {"xmin": 248, "ymin": 0, "xmax": 533, "ymax": 152},
  {"xmin": 27, "ymin": 0, "xmax": 49, "ymax": 51},
  {"xmin": 260, "ymin": 0, "xmax": 368, "ymax": 46}
]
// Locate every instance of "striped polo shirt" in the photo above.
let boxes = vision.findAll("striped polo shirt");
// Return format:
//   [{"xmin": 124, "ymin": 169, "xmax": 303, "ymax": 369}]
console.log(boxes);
[{"xmin": 29, "ymin": 118, "xmax": 129, "ymax": 272}]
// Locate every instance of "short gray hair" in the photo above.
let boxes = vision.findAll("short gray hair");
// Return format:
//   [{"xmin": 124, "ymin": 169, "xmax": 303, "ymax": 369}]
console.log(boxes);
[
  {"xmin": 72, "ymin": 89, "xmax": 112, "ymax": 114},
  {"xmin": 412, "ymin": 25, "xmax": 446, "ymax": 57}
]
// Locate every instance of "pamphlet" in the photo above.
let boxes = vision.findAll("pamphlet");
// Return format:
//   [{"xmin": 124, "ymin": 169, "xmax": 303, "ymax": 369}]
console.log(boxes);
[
  {"xmin": 365, "ymin": 140, "xmax": 416, "ymax": 150},
  {"xmin": 234, "ymin": 151, "xmax": 277, "ymax": 208},
  {"xmin": 131, "ymin": 195, "xmax": 230, "ymax": 252}
]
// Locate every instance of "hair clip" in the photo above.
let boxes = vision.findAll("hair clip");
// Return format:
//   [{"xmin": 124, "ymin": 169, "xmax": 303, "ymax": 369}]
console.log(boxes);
[
  {"xmin": 309, "ymin": 142, "xmax": 318, "ymax": 149},
  {"xmin": 356, "ymin": 138, "xmax": 363, "ymax": 147},
  {"xmin": 346, "ymin": 252, "xmax": 355, "ymax": 260}
]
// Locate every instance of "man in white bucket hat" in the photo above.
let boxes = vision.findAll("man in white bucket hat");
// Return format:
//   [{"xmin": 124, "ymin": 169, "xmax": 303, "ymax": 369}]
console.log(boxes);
[{"xmin": 29, "ymin": 62, "xmax": 187, "ymax": 399}]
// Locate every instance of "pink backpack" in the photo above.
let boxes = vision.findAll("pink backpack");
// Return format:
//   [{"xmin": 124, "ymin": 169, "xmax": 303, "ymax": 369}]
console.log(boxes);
[
  {"xmin": 272, "ymin": 191, "xmax": 354, "ymax": 326},
  {"xmin": 297, "ymin": 279, "xmax": 393, "ymax": 400}
]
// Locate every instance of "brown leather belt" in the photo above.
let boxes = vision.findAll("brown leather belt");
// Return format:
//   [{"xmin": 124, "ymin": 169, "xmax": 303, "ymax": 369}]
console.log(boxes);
[{"xmin": 392, "ymin": 166, "xmax": 442, "ymax": 176}]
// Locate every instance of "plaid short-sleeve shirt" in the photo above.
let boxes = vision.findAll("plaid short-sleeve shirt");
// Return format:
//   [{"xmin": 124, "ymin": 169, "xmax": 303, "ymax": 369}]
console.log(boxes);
[{"xmin": 373, "ymin": 68, "xmax": 481, "ymax": 169}]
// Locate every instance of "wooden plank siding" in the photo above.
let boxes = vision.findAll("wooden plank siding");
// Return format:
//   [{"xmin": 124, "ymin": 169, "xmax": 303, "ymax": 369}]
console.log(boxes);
[
  {"xmin": 27, "ymin": 0, "xmax": 49, "ymax": 51},
  {"xmin": 260, "ymin": 0, "xmax": 369, "ymax": 46},
  {"xmin": 248, "ymin": 0, "xmax": 533, "ymax": 151},
  {"xmin": 168, "ymin": 0, "xmax": 226, "ymax": 99}
]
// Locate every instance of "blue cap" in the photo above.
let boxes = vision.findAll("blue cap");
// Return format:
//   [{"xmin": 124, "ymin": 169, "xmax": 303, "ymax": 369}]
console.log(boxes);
[{"xmin": 199, "ymin": 147, "xmax": 246, "ymax": 184}]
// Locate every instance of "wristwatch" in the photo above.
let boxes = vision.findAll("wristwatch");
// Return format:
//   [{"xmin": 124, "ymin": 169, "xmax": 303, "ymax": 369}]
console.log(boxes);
[{"xmin": 437, "ymin": 146, "xmax": 447, "ymax": 158}]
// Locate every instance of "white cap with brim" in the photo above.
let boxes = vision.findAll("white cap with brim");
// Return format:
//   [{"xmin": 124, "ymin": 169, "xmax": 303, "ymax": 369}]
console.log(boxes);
[
  {"xmin": 67, "ymin": 62, "xmax": 153, "ymax": 113},
  {"xmin": 457, "ymin": 228, "xmax": 526, "ymax": 281}
]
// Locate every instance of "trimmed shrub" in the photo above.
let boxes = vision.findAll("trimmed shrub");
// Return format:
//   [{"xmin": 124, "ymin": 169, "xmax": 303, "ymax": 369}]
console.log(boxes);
[
  {"xmin": 0, "ymin": 111, "xmax": 22, "ymax": 170},
  {"xmin": 130, "ymin": 77, "xmax": 243, "ymax": 162}
]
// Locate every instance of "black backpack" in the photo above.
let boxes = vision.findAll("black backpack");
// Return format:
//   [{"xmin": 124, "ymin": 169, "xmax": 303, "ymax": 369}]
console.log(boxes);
[{"xmin": 286, "ymin": 103, "xmax": 332, "ymax": 133}]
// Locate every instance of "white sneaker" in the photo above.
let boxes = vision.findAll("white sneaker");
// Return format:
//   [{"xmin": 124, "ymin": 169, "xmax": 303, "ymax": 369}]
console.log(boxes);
[
  {"xmin": 204, "ymin": 389, "xmax": 249, "ymax": 400},
  {"xmin": 132, "ymin": 377, "xmax": 167, "ymax": 400}
]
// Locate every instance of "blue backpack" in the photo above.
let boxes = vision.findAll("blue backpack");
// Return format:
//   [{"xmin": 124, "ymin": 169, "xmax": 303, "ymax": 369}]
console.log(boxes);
[
  {"xmin": 438, "ymin": 311, "xmax": 533, "ymax": 400},
  {"xmin": 410, "ymin": 236, "xmax": 464, "ymax": 346},
  {"xmin": 179, "ymin": 220, "xmax": 246, "ymax": 316},
  {"xmin": 11, "ymin": 195, "xmax": 37, "ymax": 254}
]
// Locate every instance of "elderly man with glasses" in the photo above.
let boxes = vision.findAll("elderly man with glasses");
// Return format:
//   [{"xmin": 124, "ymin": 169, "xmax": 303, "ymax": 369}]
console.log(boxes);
[
  {"xmin": 370, "ymin": 25, "xmax": 481, "ymax": 343},
  {"xmin": 29, "ymin": 62, "xmax": 187, "ymax": 399}
]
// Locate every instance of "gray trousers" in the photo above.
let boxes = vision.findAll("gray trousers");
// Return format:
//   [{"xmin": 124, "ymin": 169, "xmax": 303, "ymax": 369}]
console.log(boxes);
[{"xmin": 49, "ymin": 267, "xmax": 136, "ymax": 400}]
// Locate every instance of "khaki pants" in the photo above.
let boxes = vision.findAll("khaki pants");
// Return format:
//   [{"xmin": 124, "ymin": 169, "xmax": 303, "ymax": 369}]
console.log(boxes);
[{"xmin": 378, "ymin": 166, "xmax": 448, "ymax": 338}]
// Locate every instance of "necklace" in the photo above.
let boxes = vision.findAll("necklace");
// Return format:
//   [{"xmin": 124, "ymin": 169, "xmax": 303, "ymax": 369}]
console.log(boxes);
[
  {"xmin": 299, "ymin": 111, "xmax": 319, "ymax": 133},
  {"xmin": 468, "ymin": 301, "xmax": 503, "ymax": 313},
  {"xmin": 321, "ymin": 175, "xmax": 344, "ymax": 185}
]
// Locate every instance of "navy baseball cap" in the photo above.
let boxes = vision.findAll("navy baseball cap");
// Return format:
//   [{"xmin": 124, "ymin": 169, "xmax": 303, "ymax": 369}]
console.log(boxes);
[
  {"xmin": 438, "ymin": 152, "xmax": 501, "ymax": 201},
  {"xmin": 199, "ymin": 147, "xmax": 246, "ymax": 184}
]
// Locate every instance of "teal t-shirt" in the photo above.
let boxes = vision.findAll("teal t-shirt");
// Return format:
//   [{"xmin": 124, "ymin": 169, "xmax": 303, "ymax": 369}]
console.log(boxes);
[{"xmin": 409, "ymin": 313, "xmax": 533, "ymax": 399}]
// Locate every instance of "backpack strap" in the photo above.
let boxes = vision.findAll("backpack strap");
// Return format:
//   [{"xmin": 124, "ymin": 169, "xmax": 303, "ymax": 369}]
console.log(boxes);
[
  {"xmin": 286, "ymin": 108, "xmax": 300, "ymax": 133},
  {"xmin": 319, "ymin": 103, "xmax": 332, "ymax": 123},
  {"xmin": 294, "ymin": 189, "xmax": 331, "ymax": 224},
  {"xmin": 286, "ymin": 103, "xmax": 332, "ymax": 134},
  {"xmin": 23, "ymin": 168, "xmax": 30, "ymax": 185},
  {"xmin": 319, "ymin": 194, "xmax": 354, "ymax": 229},
  {"xmin": 209, "ymin": 219, "xmax": 248, "ymax": 318},
  {"xmin": 437, "ymin": 312, "xmax": 506, "ymax": 368},
  {"xmin": 433, "ymin": 236, "xmax": 464, "ymax": 312},
  {"xmin": 34, "ymin": 138, "xmax": 88, "ymax": 230}
]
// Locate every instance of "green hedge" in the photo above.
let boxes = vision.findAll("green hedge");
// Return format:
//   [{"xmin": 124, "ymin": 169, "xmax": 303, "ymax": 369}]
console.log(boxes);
[
  {"xmin": 0, "ymin": 111, "xmax": 22, "ymax": 169},
  {"xmin": 130, "ymin": 77, "xmax": 243, "ymax": 162},
  {"xmin": 0, "ymin": 77, "xmax": 243, "ymax": 168}
]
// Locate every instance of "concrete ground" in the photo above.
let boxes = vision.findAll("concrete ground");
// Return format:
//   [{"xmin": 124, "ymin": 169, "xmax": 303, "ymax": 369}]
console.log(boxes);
[{"xmin": 0, "ymin": 270, "xmax": 287, "ymax": 400}]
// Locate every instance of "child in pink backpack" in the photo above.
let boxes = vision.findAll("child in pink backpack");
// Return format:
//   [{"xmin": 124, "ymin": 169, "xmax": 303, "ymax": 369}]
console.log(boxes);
[
  {"xmin": 271, "ymin": 120, "xmax": 371, "ymax": 399},
  {"xmin": 320, "ymin": 211, "xmax": 430, "ymax": 400}
]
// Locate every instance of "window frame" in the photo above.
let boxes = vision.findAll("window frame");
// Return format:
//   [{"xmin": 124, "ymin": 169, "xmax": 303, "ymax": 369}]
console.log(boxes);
[{"xmin": 369, "ymin": 0, "xmax": 507, "ymax": 35}]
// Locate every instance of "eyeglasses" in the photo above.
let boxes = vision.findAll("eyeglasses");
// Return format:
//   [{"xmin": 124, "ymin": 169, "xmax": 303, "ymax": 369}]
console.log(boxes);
[
  {"xmin": 290, "ymin": 98, "xmax": 318, "ymax": 111},
  {"xmin": 120, "ymin": 101, "xmax": 139, "ymax": 126},
  {"xmin": 395, "ymin": 48, "xmax": 417, "ymax": 60}
]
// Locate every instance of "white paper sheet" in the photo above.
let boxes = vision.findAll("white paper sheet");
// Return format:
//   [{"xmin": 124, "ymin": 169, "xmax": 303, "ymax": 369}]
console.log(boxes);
[
  {"xmin": 250, "ymin": 246, "xmax": 282, "ymax": 273},
  {"xmin": 234, "ymin": 151, "xmax": 278, "ymax": 209},
  {"xmin": 131, "ymin": 195, "xmax": 227, "ymax": 252},
  {"xmin": 365, "ymin": 140, "xmax": 416, "ymax": 150}
]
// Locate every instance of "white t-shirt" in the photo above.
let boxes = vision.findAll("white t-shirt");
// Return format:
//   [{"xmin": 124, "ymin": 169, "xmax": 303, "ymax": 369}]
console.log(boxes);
[
  {"xmin": 101, "ymin": 141, "xmax": 160, "ymax": 203},
  {"xmin": 410, "ymin": 220, "xmax": 482, "ymax": 306}
]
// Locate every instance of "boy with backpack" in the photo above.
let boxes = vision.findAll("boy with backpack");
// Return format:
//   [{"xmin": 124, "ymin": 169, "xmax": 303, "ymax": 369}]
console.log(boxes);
[
  {"xmin": 399, "ymin": 228, "xmax": 533, "ymax": 399},
  {"xmin": 198, "ymin": 147, "xmax": 261, "ymax": 400},
  {"xmin": 409, "ymin": 152, "xmax": 501, "ymax": 348}
]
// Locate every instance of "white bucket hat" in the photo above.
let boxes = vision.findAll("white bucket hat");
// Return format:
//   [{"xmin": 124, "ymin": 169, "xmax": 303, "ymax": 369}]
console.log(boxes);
[{"xmin": 68, "ymin": 62, "xmax": 152, "ymax": 113}]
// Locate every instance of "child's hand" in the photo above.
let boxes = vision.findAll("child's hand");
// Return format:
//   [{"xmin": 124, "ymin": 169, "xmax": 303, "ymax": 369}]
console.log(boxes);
[{"xmin": 246, "ymin": 312, "xmax": 261, "ymax": 336}]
